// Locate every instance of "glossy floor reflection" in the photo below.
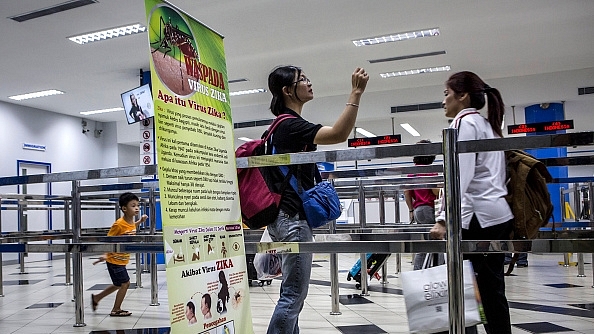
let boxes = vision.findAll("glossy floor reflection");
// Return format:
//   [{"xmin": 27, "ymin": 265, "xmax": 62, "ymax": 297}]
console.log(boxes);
[{"xmin": 0, "ymin": 253, "xmax": 593, "ymax": 333}]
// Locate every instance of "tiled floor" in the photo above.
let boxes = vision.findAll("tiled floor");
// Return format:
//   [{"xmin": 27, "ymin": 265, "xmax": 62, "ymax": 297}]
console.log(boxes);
[{"xmin": 0, "ymin": 253, "xmax": 593, "ymax": 333}]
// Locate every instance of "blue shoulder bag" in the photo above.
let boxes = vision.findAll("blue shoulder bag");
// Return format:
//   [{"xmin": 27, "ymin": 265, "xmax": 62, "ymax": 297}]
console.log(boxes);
[{"xmin": 279, "ymin": 165, "xmax": 341, "ymax": 228}]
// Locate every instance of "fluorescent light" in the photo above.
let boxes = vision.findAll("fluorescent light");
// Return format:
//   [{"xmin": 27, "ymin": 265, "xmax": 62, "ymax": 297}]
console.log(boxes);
[
  {"xmin": 68, "ymin": 23, "xmax": 146, "ymax": 45},
  {"xmin": 229, "ymin": 88, "xmax": 267, "ymax": 97},
  {"xmin": 400, "ymin": 123, "xmax": 421, "ymax": 137},
  {"xmin": 380, "ymin": 66, "xmax": 451, "ymax": 78},
  {"xmin": 356, "ymin": 128, "xmax": 376, "ymax": 138},
  {"xmin": 353, "ymin": 28, "xmax": 440, "ymax": 47},
  {"xmin": 80, "ymin": 107, "xmax": 124, "ymax": 116},
  {"xmin": 238, "ymin": 137, "xmax": 252, "ymax": 142},
  {"xmin": 8, "ymin": 89, "xmax": 64, "ymax": 101}
]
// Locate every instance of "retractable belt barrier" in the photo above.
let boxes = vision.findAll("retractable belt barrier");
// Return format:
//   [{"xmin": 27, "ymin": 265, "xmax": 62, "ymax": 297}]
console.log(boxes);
[{"xmin": 1, "ymin": 131, "xmax": 594, "ymax": 331}]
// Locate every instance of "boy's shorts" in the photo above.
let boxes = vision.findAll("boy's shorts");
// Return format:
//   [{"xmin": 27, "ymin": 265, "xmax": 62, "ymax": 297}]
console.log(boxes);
[{"xmin": 106, "ymin": 262, "xmax": 130, "ymax": 287}]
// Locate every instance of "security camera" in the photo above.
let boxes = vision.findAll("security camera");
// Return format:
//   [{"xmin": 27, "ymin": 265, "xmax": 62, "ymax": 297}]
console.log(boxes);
[
  {"xmin": 82, "ymin": 128, "xmax": 90, "ymax": 134},
  {"xmin": 94, "ymin": 129, "xmax": 103, "ymax": 138}
]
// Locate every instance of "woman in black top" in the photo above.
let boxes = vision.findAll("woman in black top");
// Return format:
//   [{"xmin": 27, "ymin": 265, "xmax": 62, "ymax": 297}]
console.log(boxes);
[
  {"xmin": 128, "ymin": 93, "xmax": 147, "ymax": 122},
  {"xmin": 265, "ymin": 65, "xmax": 368, "ymax": 334}
]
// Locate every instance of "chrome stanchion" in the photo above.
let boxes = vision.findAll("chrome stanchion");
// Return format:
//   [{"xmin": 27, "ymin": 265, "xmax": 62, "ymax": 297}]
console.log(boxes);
[
  {"xmin": 395, "ymin": 253, "xmax": 401, "ymax": 275},
  {"xmin": 0, "ymin": 196, "xmax": 4, "ymax": 297},
  {"xmin": 589, "ymin": 182, "xmax": 594, "ymax": 223},
  {"xmin": 381, "ymin": 262, "xmax": 389, "ymax": 285},
  {"xmin": 359, "ymin": 253, "xmax": 369, "ymax": 296},
  {"xmin": 443, "ymin": 128, "xmax": 464, "ymax": 334},
  {"xmin": 358, "ymin": 182, "xmax": 366, "ymax": 229},
  {"xmin": 18, "ymin": 200, "xmax": 26, "ymax": 274},
  {"xmin": 577, "ymin": 253, "xmax": 585, "ymax": 277},
  {"xmin": 142, "ymin": 199, "xmax": 150, "ymax": 273},
  {"xmin": 379, "ymin": 189, "xmax": 386, "ymax": 225},
  {"xmin": 329, "ymin": 218, "xmax": 341, "ymax": 315},
  {"xmin": 574, "ymin": 183, "xmax": 581, "ymax": 222},
  {"xmin": 149, "ymin": 188, "xmax": 159, "ymax": 306},
  {"xmin": 136, "ymin": 253, "xmax": 143, "ymax": 288},
  {"xmin": 358, "ymin": 182, "xmax": 369, "ymax": 296},
  {"xmin": 72, "ymin": 181, "xmax": 86, "ymax": 327},
  {"xmin": 394, "ymin": 190, "xmax": 401, "ymax": 224},
  {"xmin": 64, "ymin": 200, "xmax": 72, "ymax": 286}
]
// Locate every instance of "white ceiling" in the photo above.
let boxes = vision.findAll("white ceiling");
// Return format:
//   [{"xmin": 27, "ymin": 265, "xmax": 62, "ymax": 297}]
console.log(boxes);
[{"xmin": 1, "ymin": 0, "xmax": 593, "ymax": 147}]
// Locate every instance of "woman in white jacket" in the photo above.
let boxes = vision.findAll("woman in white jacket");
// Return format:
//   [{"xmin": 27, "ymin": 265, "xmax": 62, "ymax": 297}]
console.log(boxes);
[{"xmin": 431, "ymin": 71, "xmax": 513, "ymax": 334}]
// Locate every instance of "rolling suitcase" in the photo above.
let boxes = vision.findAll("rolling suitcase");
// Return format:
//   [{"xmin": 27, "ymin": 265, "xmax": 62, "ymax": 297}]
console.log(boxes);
[{"xmin": 346, "ymin": 253, "xmax": 390, "ymax": 289}]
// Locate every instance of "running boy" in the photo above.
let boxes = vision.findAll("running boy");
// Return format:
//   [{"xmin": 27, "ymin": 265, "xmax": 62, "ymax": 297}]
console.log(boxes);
[{"xmin": 91, "ymin": 192, "xmax": 147, "ymax": 316}]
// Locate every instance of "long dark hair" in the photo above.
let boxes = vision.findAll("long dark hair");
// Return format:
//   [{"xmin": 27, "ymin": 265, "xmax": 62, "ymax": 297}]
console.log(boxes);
[
  {"xmin": 446, "ymin": 71, "xmax": 505, "ymax": 137},
  {"xmin": 413, "ymin": 139, "xmax": 436, "ymax": 165},
  {"xmin": 268, "ymin": 65, "xmax": 301, "ymax": 116}
]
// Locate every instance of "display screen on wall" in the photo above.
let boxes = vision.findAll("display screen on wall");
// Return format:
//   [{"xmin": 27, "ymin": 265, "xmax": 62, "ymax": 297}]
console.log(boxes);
[
  {"xmin": 347, "ymin": 134, "xmax": 402, "ymax": 147},
  {"xmin": 121, "ymin": 84, "xmax": 154, "ymax": 124},
  {"xmin": 507, "ymin": 120, "xmax": 574, "ymax": 134}
]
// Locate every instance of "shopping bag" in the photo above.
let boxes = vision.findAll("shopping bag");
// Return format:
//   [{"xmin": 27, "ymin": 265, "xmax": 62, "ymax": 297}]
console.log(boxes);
[
  {"xmin": 253, "ymin": 228, "xmax": 282, "ymax": 280},
  {"xmin": 401, "ymin": 259, "xmax": 482, "ymax": 333}
]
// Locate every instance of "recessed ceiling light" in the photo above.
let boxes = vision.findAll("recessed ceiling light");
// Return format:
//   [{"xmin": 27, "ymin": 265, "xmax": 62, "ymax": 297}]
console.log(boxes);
[
  {"xmin": 356, "ymin": 128, "xmax": 376, "ymax": 138},
  {"xmin": 401, "ymin": 123, "xmax": 421, "ymax": 137},
  {"xmin": 380, "ymin": 66, "xmax": 451, "ymax": 78},
  {"xmin": 8, "ymin": 89, "xmax": 64, "ymax": 101},
  {"xmin": 238, "ymin": 137, "xmax": 252, "ymax": 142},
  {"xmin": 228, "ymin": 78, "xmax": 249, "ymax": 84},
  {"xmin": 80, "ymin": 107, "xmax": 124, "ymax": 116},
  {"xmin": 68, "ymin": 23, "xmax": 146, "ymax": 45},
  {"xmin": 229, "ymin": 88, "xmax": 267, "ymax": 97},
  {"xmin": 353, "ymin": 28, "xmax": 440, "ymax": 47}
]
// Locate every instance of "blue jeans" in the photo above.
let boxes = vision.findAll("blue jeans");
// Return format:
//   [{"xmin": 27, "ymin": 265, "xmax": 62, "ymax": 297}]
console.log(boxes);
[{"xmin": 266, "ymin": 211, "xmax": 313, "ymax": 334}]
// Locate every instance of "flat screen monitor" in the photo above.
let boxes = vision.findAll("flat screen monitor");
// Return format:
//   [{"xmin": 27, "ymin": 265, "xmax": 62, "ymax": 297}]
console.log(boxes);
[{"xmin": 121, "ymin": 84, "xmax": 154, "ymax": 125}]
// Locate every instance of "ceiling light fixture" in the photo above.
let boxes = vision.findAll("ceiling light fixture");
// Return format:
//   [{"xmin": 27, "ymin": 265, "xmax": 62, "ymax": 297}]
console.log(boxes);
[
  {"xmin": 229, "ymin": 88, "xmax": 267, "ymax": 97},
  {"xmin": 380, "ymin": 66, "xmax": 451, "ymax": 78},
  {"xmin": 400, "ymin": 123, "xmax": 421, "ymax": 137},
  {"xmin": 238, "ymin": 137, "xmax": 253, "ymax": 142},
  {"xmin": 356, "ymin": 128, "xmax": 376, "ymax": 138},
  {"xmin": 68, "ymin": 23, "xmax": 147, "ymax": 45},
  {"xmin": 353, "ymin": 28, "xmax": 440, "ymax": 47},
  {"xmin": 8, "ymin": 89, "xmax": 64, "ymax": 101},
  {"xmin": 80, "ymin": 107, "xmax": 124, "ymax": 116}
]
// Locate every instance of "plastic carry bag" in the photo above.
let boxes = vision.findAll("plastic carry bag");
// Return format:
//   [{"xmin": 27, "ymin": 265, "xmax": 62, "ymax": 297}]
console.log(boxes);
[
  {"xmin": 401, "ymin": 258, "xmax": 483, "ymax": 333},
  {"xmin": 253, "ymin": 228, "xmax": 282, "ymax": 280}
]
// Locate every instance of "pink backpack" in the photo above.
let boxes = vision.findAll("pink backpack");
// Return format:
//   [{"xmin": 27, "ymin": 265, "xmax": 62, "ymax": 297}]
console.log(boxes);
[{"xmin": 235, "ymin": 114, "xmax": 295, "ymax": 229}]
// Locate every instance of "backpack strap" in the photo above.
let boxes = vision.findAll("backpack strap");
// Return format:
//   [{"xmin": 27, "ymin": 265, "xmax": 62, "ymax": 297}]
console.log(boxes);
[
  {"xmin": 453, "ymin": 111, "xmax": 479, "ymax": 129},
  {"xmin": 262, "ymin": 114, "xmax": 296, "ymax": 142}
]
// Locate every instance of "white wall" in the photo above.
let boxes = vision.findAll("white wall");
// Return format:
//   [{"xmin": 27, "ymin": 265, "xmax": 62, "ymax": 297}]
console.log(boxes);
[{"xmin": 0, "ymin": 101, "xmax": 121, "ymax": 261}]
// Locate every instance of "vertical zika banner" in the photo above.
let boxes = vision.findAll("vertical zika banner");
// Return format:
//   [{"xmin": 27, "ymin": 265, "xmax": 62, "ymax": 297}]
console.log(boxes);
[{"xmin": 145, "ymin": 1, "xmax": 253, "ymax": 333}]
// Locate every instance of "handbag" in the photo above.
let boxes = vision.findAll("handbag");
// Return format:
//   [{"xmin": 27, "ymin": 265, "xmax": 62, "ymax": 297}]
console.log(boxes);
[
  {"xmin": 401, "ymin": 256, "xmax": 483, "ymax": 334},
  {"xmin": 279, "ymin": 165, "xmax": 341, "ymax": 228}
]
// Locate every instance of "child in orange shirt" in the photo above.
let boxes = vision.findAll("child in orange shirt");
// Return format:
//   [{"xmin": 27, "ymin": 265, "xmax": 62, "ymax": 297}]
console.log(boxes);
[{"xmin": 91, "ymin": 192, "xmax": 147, "ymax": 316}]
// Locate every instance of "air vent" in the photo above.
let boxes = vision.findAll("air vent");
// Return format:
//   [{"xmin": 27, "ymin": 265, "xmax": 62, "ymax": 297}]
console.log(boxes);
[
  {"xmin": 234, "ymin": 119, "xmax": 274, "ymax": 129},
  {"xmin": 369, "ymin": 51, "xmax": 446, "ymax": 64},
  {"xmin": 9, "ymin": 0, "xmax": 97, "ymax": 22},
  {"xmin": 578, "ymin": 86, "xmax": 594, "ymax": 95},
  {"xmin": 391, "ymin": 102, "xmax": 442, "ymax": 113}
]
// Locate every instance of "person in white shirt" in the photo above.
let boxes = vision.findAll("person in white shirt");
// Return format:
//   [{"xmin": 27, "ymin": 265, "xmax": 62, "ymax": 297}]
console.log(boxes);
[{"xmin": 431, "ymin": 71, "xmax": 513, "ymax": 334}]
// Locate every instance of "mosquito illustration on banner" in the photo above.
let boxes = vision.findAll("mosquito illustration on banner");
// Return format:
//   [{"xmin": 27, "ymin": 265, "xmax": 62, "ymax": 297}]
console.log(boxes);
[{"xmin": 151, "ymin": 16, "xmax": 199, "ymax": 91}]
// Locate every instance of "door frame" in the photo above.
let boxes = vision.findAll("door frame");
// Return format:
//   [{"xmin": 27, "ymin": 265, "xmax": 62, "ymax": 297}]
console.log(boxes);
[{"xmin": 17, "ymin": 160, "xmax": 53, "ymax": 261}]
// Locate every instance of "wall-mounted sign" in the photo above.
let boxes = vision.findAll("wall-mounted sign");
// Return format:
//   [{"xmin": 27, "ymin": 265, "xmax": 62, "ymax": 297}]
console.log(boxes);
[
  {"xmin": 507, "ymin": 120, "xmax": 574, "ymax": 134},
  {"xmin": 22, "ymin": 143, "xmax": 46, "ymax": 151},
  {"xmin": 348, "ymin": 134, "xmax": 402, "ymax": 147}
]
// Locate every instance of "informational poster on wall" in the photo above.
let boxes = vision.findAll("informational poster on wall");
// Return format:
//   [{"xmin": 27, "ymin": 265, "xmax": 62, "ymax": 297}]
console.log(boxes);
[{"xmin": 144, "ymin": 1, "xmax": 252, "ymax": 333}]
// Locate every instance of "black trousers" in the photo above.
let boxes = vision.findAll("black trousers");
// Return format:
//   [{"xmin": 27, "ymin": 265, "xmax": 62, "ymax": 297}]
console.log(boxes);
[{"xmin": 462, "ymin": 215, "xmax": 513, "ymax": 334}]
